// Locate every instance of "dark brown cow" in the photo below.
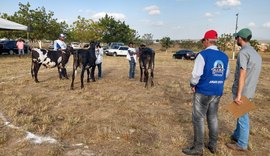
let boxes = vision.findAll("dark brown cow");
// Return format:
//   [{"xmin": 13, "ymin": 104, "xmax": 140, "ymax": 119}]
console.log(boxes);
[
  {"xmin": 70, "ymin": 42, "xmax": 97, "ymax": 89},
  {"xmin": 138, "ymin": 46, "xmax": 155, "ymax": 88}
]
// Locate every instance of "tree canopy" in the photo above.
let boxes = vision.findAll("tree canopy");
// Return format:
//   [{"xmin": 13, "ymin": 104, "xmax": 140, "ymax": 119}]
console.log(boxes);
[{"xmin": 0, "ymin": 3, "xmax": 139, "ymax": 43}]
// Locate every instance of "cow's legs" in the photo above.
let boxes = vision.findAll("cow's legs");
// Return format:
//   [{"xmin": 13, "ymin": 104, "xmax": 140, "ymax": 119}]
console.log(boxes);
[
  {"xmin": 62, "ymin": 67, "xmax": 68, "ymax": 79},
  {"xmin": 70, "ymin": 66, "xmax": 77, "ymax": 90},
  {"xmin": 150, "ymin": 68, "xmax": 154, "ymax": 86},
  {"xmin": 90, "ymin": 65, "xmax": 96, "ymax": 82},
  {"xmin": 58, "ymin": 66, "xmax": 63, "ymax": 80},
  {"xmin": 140, "ymin": 65, "xmax": 143, "ymax": 82},
  {"xmin": 31, "ymin": 61, "xmax": 35, "ymax": 78},
  {"xmin": 34, "ymin": 63, "xmax": 41, "ymax": 83},
  {"xmin": 80, "ymin": 66, "xmax": 85, "ymax": 89},
  {"xmin": 86, "ymin": 68, "xmax": 90, "ymax": 83},
  {"xmin": 144, "ymin": 69, "xmax": 149, "ymax": 88}
]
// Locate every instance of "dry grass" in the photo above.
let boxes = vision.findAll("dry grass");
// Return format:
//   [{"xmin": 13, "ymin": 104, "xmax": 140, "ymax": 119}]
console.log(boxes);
[{"xmin": 0, "ymin": 46, "xmax": 269, "ymax": 156}]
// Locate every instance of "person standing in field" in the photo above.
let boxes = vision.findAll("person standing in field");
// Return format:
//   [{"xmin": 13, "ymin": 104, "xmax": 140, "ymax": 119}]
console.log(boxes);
[
  {"xmin": 16, "ymin": 38, "xmax": 25, "ymax": 56},
  {"xmin": 127, "ymin": 42, "xmax": 137, "ymax": 80},
  {"xmin": 182, "ymin": 30, "xmax": 229, "ymax": 155},
  {"xmin": 95, "ymin": 43, "xmax": 103, "ymax": 80},
  {"xmin": 226, "ymin": 28, "xmax": 262, "ymax": 151},
  {"xmin": 53, "ymin": 34, "xmax": 67, "ymax": 51}
]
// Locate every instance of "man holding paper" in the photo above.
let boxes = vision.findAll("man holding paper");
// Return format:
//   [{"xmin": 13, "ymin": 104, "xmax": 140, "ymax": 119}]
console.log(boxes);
[{"xmin": 227, "ymin": 28, "xmax": 262, "ymax": 151}]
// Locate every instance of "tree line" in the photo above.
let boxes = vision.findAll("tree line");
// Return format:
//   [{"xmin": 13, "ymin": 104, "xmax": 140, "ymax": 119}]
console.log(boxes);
[
  {"xmin": 0, "ymin": 2, "xmax": 265, "ymax": 52},
  {"xmin": 0, "ymin": 2, "xmax": 139, "ymax": 44}
]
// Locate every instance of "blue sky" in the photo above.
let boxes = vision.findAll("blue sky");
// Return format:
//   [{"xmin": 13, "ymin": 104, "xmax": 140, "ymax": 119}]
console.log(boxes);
[{"xmin": 1, "ymin": 0, "xmax": 270, "ymax": 40}]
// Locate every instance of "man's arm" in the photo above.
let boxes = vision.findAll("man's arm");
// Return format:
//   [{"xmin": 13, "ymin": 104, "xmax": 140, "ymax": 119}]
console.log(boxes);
[
  {"xmin": 190, "ymin": 54, "xmax": 205, "ymax": 92},
  {"xmin": 234, "ymin": 68, "xmax": 246, "ymax": 104}
]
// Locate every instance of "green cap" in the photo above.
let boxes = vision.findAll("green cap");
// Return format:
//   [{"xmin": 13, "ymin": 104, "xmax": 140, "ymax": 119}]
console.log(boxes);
[{"xmin": 233, "ymin": 28, "xmax": 252, "ymax": 39}]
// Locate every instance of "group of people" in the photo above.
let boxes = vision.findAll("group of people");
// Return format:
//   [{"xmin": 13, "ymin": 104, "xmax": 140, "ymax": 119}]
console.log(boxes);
[
  {"xmin": 53, "ymin": 29, "xmax": 262, "ymax": 155},
  {"xmin": 182, "ymin": 28, "xmax": 262, "ymax": 155}
]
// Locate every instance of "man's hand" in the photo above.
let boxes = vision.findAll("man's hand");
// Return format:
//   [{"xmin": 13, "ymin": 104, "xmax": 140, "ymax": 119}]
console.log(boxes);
[
  {"xmin": 234, "ymin": 95, "xmax": 243, "ymax": 105},
  {"xmin": 191, "ymin": 87, "xmax": 195, "ymax": 93}
]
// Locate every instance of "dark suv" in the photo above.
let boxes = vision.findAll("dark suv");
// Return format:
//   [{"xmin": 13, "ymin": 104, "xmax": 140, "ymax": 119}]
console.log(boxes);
[
  {"xmin": 0, "ymin": 40, "xmax": 30, "ymax": 55},
  {"xmin": 172, "ymin": 50, "xmax": 196, "ymax": 60}
]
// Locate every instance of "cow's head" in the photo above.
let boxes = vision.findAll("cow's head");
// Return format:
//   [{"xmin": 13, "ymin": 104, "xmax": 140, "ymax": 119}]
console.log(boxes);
[{"xmin": 64, "ymin": 46, "xmax": 74, "ymax": 55}]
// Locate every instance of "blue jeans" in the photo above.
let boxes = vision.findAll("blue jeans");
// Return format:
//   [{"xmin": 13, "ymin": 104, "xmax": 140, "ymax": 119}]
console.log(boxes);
[
  {"xmin": 232, "ymin": 113, "xmax": 249, "ymax": 149},
  {"xmin": 18, "ymin": 49, "xmax": 24, "ymax": 55},
  {"xmin": 192, "ymin": 93, "xmax": 221, "ymax": 150},
  {"xmin": 96, "ymin": 63, "xmax": 102, "ymax": 79},
  {"xmin": 129, "ymin": 58, "xmax": 136, "ymax": 79}
]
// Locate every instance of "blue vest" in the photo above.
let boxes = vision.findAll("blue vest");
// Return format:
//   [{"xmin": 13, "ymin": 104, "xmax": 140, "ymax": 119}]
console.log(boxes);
[{"xmin": 196, "ymin": 49, "xmax": 228, "ymax": 96}]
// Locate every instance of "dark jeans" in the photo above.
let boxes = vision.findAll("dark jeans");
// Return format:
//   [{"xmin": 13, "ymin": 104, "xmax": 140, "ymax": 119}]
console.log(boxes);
[
  {"xmin": 129, "ymin": 57, "xmax": 136, "ymax": 79},
  {"xmin": 96, "ymin": 63, "xmax": 102, "ymax": 79},
  {"xmin": 192, "ymin": 93, "xmax": 221, "ymax": 150}
]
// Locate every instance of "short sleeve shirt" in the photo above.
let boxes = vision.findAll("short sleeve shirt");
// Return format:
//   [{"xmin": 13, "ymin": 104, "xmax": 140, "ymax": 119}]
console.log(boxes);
[{"xmin": 232, "ymin": 43, "xmax": 262, "ymax": 98}]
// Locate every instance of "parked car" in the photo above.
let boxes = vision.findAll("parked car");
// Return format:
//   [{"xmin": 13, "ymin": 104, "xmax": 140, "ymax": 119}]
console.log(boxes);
[
  {"xmin": 106, "ymin": 46, "xmax": 129, "ymax": 56},
  {"xmin": 70, "ymin": 42, "xmax": 81, "ymax": 49},
  {"xmin": 0, "ymin": 40, "xmax": 30, "ymax": 55},
  {"xmin": 108, "ymin": 42, "xmax": 124, "ymax": 49},
  {"xmin": 172, "ymin": 50, "xmax": 196, "ymax": 60}
]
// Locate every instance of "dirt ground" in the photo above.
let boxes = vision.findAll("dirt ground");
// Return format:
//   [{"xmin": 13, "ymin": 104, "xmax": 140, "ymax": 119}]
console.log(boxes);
[{"xmin": 0, "ymin": 45, "xmax": 269, "ymax": 156}]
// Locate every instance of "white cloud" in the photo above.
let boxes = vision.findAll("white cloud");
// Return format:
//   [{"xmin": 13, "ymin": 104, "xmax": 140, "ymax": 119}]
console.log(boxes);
[
  {"xmin": 248, "ymin": 22, "xmax": 256, "ymax": 28},
  {"xmin": 262, "ymin": 22, "xmax": 270, "ymax": 28},
  {"xmin": 205, "ymin": 12, "xmax": 214, "ymax": 17},
  {"xmin": 216, "ymin": 0, "xmax": 241, "ymax": 8},
  {"xmin": 92, "ymin": 12, "xmax": 126, "ymax": 21},
  {"xmin": 144, "ymin": 5, "xmax": 160, "ymax": 15}
]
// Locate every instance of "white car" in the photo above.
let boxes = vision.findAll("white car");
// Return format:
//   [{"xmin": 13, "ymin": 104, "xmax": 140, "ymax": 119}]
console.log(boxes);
[
  {"xmin": 70, "ymin": 42, "xmax": 81, "ymax": 49},
  {"xmin": 106, "ymin": 46, "xmax": 129, "ymax": 56}
]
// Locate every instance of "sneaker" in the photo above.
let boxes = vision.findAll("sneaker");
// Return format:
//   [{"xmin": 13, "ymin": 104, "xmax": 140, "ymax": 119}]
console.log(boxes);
[
  {"xmin": 226, "ymin": 143, "xmax": 247, "ymax": 151},
  {"xmin": 205, "ymin": 145, "xmax": 216, "ymax": 154},
  {"xmin": 182, "ymin": 146, "xmax": 203, "ymax": 155}
]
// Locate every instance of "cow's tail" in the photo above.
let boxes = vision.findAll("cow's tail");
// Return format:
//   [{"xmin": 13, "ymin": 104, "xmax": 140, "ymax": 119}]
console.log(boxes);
[{"xmin": 152, "ymin": 52, "xmax": 155, "ymax": 70}]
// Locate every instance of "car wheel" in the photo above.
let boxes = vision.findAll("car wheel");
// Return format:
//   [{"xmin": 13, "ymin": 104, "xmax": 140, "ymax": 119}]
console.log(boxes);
[
  {"xmin": 113, "ymin": 52, "xmax": 117, "ymax": 57},
  {"xmin": 9, "ymin": 50, "xmax": 14, "ymax": 55}
]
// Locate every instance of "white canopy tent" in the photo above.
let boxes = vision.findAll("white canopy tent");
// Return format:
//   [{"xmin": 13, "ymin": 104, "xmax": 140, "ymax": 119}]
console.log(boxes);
[{"xmin": 0, "ymin": 17, "xmax": 28, "ymax": 31}]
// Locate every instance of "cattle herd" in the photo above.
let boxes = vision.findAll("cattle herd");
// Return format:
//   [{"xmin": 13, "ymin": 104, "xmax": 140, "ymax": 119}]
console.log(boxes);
[{"xmin": 30, "ymin": 42, "xmax": 155, "ymax": 89}]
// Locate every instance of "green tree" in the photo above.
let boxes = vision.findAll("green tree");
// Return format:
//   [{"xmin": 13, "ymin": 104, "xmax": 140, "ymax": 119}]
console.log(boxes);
[
  {"xmin": 0, "ymin": 2, "xmax": 68, "ymax": 41},
  {"xmin": 178, "ymin": 40, "xmax": 203, "ymax": 51},
  {"xmin": 217, "ymin": 33, "xmax": 233, "ymax": 52},
  {"xmin": 160, "ymin": 37, "xmax": 172, "ymax": 52},
  {"xmin": 96, "ymin": 14, "xmax": 138, "ymax": 44},
  {"xmin": 70, "ymin": 16, "xmax": 100, "ymax": 42},
  {"xmin": 141, "ymin": 33, "xmax": 153, "ymax": 45},
  {"xmin": 250, "ymin": 40, "xmax": 260, "ymax": 52}
]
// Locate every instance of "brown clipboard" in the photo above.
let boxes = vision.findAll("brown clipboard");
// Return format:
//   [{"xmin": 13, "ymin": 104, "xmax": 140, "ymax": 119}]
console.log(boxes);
[{"xmin": 224, "ymin": 96, "xmax": 256, "ymax": 118}]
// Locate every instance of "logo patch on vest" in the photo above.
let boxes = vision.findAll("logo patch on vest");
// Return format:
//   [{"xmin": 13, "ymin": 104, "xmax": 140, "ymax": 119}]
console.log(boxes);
[{"xmin": 211, "ymin": 60, "xmax": 224, "ymax": 76}]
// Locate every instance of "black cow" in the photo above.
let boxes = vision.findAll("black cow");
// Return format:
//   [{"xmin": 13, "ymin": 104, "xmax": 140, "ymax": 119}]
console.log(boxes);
[
  {"xmin": 70, "ymin": 42, "xmax": 97, "ymax": 89},
  {"xmin": 31, "ymin": 46, "xmax": 73, "ymax": 83},
  {"xmin": 138, "ymin": 46, "xmax": 155, "ymax": 88}
]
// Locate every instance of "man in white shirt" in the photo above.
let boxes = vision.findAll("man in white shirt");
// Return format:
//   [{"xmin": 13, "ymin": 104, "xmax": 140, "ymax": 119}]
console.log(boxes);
[
  {"xmin": 54, "ymin": 34, "xmax": 67, "ymax": 51},
  {"xmin": 127, "ymin": 42, "xmax": 137, "ymax": 79}
]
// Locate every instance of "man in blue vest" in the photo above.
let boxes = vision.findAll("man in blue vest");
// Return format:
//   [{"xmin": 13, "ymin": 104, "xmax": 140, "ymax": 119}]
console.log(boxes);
[{"xmin": 182, "ymin": 30, "xmax": 229, "ymax": 155}]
